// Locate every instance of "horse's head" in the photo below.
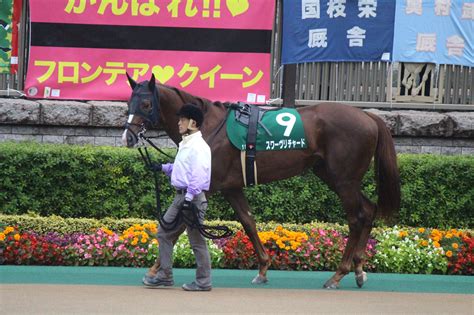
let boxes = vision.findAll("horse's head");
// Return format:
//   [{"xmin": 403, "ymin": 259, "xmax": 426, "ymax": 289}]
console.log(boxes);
[{"xmin": 122, "ymin": 73, "xmax": 160, "ymax": 147}]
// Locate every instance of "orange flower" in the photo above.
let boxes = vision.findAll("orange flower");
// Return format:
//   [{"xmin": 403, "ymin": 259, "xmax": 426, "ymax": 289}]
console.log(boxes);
[
  {"xmin": 433, "ymin": 241, "xmax": 440, "ymax": 248},
  {"xmin": 452, "ymin": 243, "xmax": 459, "ymax": 249},
  {"xmin": 13, "ymin": 234, "xmax": 20, "ymax": 241},
  {"xmin": 420, "ymin": 240, "xmax": 428, "ymax": 247},
  {"xmin": 418, "ymin": 228, "xmax": 425, "ymax": 233},
  {"xmin": 446, "ymin": 250, "xmax": 453, "ymax": 257}
]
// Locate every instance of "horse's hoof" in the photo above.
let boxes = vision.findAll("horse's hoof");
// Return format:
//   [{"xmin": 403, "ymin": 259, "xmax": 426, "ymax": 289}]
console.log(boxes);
[
  {"xmin": 355, "ymin": 271, "xmax": 367, "ymax": 288},
  {"xmin": 323, "ymin": 280, "xmax": 339, "ymax": 289},
  {"xmin": 251, "ymin": 274, "xmax": 268, "ymax": 284}
]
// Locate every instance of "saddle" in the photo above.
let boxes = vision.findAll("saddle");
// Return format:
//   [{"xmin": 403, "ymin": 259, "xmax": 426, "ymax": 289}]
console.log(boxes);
[
  {"xmin": 226, "ymin": 102, "xmax": 307, "ymax": 187},
  {"xmin": 230, "ymin": 102, "xmax": 279, "ymax": 187}
]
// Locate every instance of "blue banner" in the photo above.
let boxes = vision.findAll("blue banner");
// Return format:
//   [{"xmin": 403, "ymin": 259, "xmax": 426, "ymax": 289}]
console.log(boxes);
[
  {"xmin": 393, "ymin": 1, "xmax": 473, "ymax": 67},
  {"xmin": 281, "ymin": 0, "xmax": 395, "ymax": 64}
]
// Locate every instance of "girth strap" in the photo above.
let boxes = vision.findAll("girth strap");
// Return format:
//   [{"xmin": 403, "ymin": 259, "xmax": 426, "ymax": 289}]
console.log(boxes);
[{"xmin": 245, "ymin": 105, "xmax": 260, "ymax": 186}]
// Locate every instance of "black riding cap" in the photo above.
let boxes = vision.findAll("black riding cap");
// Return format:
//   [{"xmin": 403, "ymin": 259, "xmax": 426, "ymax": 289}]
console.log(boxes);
[{"xmin": 176, "ymin": 104, "xmax": 204, "ymax": 127}]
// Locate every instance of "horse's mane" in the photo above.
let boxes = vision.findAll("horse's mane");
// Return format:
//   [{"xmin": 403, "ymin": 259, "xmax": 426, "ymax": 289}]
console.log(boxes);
[{"xmin": 158, "ymin": 84, "xmax": 232, "ymax": 114}]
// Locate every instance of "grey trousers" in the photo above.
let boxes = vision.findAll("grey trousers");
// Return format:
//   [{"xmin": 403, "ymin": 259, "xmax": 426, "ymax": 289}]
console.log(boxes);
[{"xmin": 156, "ymin": 192, "xmax": 211, "ymax": 287}]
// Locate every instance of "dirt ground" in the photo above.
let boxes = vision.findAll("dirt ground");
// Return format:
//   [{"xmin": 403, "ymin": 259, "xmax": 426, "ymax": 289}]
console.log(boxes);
[{"xmin": 1, "ymin": 284, "xmax": 472, "ymax": 315}]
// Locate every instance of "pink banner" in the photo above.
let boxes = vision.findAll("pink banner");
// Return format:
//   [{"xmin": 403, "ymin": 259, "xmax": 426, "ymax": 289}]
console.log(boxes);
[
  {"xmin": 30, "ymin": 0, "xmax": 274, "ymax": 30},
  {"xmin": 25, "ymin": 47, "xmax": 271, "ymax": 102},
  {"xmin": 25, "ymin": 0, "xmax": 275, "ymax": 102}
]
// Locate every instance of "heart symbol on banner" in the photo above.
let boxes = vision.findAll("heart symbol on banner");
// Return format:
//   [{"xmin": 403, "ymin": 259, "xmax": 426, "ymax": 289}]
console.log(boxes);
[
  {"xmin": 226, "ymin": 0, "xmax": 249, "ymax": 17},
  {"xmin": 152, "ymin": 65, "xmax": 175, "ymax": 84}
]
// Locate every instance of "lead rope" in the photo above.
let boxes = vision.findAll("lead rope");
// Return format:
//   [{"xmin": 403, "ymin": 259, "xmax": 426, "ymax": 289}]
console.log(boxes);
[{"xmin": 137, "ymin": 133, "xmax": 232, "ymax": 239}]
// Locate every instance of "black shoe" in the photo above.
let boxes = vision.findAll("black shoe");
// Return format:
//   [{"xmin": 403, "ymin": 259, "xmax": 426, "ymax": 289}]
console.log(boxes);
[
  {"xmin": 143, "ymin": 275, "xmax": 174, "ymax": 287},
  {"xmin": 182, "ymin": 281, "xmax": 212, "ymax": 291}
]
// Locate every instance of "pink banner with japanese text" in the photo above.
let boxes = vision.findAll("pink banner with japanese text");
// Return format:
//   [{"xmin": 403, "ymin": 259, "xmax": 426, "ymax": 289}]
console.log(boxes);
[{"xmin": 25, "ymin": 0, "xmax": 275, "ymax": 102}]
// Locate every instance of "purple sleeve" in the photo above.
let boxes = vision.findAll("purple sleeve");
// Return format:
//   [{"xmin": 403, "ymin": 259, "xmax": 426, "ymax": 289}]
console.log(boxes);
[
  {"xmin": 161, "ymin": 163, "xmax": 173, "ymax": 177},
  {"xmin": 185, "ymin": 155, "xmax": 209, "ymax": 201}
]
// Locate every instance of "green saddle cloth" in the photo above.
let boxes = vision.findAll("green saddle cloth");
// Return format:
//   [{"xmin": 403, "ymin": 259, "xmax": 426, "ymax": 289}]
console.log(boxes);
[{"xmin": 226, "ymin": 107, "xmax": 307, "ymax": 151}]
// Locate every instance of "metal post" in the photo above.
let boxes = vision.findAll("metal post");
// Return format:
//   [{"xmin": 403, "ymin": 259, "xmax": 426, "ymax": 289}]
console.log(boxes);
[
  {"xmin": 281, "ymin": 64, "xmax": 296, "ymax": 107},
  {"xmin": 277, "ymin": 0, "xmax": 296, "ymax": 108}
]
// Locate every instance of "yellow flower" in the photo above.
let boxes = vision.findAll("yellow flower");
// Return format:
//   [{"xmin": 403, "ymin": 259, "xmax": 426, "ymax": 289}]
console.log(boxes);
[
  {"xmin": 4, "ymin": 226, "xmax": 14, "ymax": 234},
  {"xmin": 446, "ymin": 250, "xmax": 453, "ymax": 258},
  {"xmin": 433, "ymin": 241, "xmax": 440, "ymax": 248},
  {"xmin": 431, "ymin": 236, "xmax": 440, "ymax": 242},
  {"xmin": 0, "ymin": 233, "xmax": 5, "ymax": 241},
  {"xmin": 418, "ymin": 228, "xmax": 425, "ymax": 233},
  {"xmin": 101, "ymin": 227, "xmax": 114, "ymax": 236},
  {"xmin": 133, "ymin": 224, "xmax": 143, "ymax": 231},
  {"xmin": 141, "ymin": 238, "xmax": 147, "ymax": 243},
  {"xmin": 452, "ymin": 243, "xmax": 459, "ymax": 249},
  {"xmin": 445, "ymin": 233, "xmax": 453, "ymax": 239},
  {"xmin": 151, "ymin": 239, "xmax": 159, "ymax": 245},
  {"xmin": 398, "ymin": 231, "xmax": 408, "ymax": 238},
  {"xmin": 420, "ymin": 240, "xmax": 428, "ymax": 247},
  {"xmin": 14, "ymin": 234, "xmax": 20, "ymax": 241}
]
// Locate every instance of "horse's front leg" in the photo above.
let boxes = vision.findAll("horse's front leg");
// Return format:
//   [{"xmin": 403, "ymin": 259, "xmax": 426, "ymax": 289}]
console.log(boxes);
[{"xmin": 223, "ymin": 188, "xmax": 270, "ymax": 284}]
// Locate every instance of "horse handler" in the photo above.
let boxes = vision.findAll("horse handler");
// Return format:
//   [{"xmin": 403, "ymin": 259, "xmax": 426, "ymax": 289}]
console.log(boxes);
[{"xmin": 143, "ymin": 103, "xmax": 212, "ymax": 292}]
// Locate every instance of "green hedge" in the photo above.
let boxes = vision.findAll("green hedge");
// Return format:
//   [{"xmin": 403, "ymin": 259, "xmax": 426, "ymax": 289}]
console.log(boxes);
[{"xmin": 0, "ymin": 142, "xmax": 473, "ymax": 228}]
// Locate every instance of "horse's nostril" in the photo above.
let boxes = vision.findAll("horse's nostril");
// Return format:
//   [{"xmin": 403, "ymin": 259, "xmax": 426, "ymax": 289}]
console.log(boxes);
[{"xmin": 127, "ymin": 133, "xmax": 135, "ymax": 146}]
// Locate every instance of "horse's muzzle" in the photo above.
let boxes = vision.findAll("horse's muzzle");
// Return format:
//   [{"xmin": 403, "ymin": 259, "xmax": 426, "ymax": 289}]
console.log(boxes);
[{"xmin": 122, "ymin": 129, "xmax": 137, "ymax": 147}]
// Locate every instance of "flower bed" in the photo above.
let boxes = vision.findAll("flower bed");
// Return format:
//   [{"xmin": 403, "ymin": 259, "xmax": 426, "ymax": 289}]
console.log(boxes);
[{"xmin": 0, "ymin": 223, "xmax": 472, "ymax": 275}]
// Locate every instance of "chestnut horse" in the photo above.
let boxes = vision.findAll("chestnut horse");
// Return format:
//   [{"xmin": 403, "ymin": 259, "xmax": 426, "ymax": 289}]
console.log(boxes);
[{"xmin": 122, "ymin": 74, "xmax": 400, "ymax": 289}]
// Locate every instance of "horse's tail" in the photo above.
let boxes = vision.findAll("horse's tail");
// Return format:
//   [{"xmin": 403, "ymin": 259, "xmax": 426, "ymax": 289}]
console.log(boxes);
[{"xmin": 366, "ymin": 112, "xmax": 401, "ymax": 218}]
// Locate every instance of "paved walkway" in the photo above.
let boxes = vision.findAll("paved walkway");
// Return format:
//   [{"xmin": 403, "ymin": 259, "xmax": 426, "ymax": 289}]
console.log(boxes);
[{"xmin": 1, "ymin": 266, "xmax": 473, "ymax": 314}]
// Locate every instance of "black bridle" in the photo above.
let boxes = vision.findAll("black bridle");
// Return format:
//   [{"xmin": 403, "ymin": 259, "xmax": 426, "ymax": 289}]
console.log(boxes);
[{"xmin": 125, "ymin": 77, "xmax": 232, "ymax": 239}]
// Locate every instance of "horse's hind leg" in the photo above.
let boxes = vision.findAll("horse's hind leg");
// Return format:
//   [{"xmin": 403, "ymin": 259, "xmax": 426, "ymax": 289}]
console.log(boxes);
[
  {"xmin": 322, "ymin": 185, "xmax": 366, "ymax": 289},
  {"xmin": 352, "ymin": 195, "xmax": 377, "ymax": 288},
  {"xmin": 222, "ymin": 188, "xmax": 270, "ymax": 284}
]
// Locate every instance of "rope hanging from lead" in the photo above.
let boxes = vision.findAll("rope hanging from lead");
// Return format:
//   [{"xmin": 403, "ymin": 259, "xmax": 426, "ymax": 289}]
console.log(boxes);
[{"xmin": 137, "ymin": 135, "xmax": 232, "ymax": 240}]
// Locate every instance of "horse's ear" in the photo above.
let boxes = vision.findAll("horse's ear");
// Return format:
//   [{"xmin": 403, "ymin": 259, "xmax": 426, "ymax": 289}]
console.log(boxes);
[
  {"xmin": 126, "ymin": 72, "xmax": 137, "ymax": 90},
  {"xmin": 148, "ymin": 73, "xmax": 156, "ymax": 91}
]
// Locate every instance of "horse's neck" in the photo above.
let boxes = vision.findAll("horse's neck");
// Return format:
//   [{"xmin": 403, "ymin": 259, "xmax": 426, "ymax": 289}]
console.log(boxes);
[
  {"xmin": 159, "ymin": 104, "xmax": 181, "ymax": 144},
  {"xmin": 201, "ymin": 103, "xmax": 228, "ymax": 141},
  {"xmin": 158, "ymin": 85, "xmax": 227, "ymax": 144}
]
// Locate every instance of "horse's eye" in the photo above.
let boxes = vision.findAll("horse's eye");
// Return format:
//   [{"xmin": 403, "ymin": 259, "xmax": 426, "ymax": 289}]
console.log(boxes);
[{"xmin": 142, "ymin": 100, "xmax": 152, "ymax": 111}]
